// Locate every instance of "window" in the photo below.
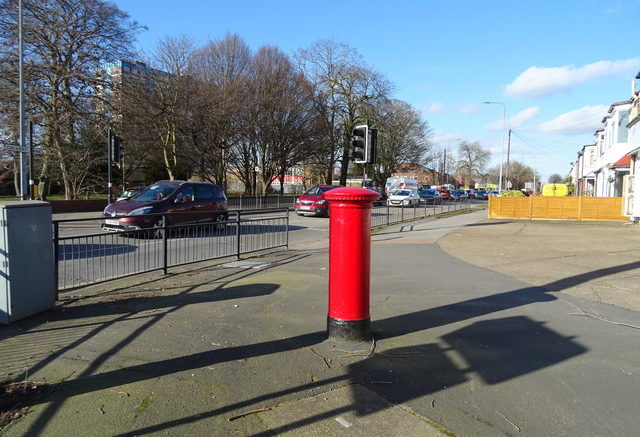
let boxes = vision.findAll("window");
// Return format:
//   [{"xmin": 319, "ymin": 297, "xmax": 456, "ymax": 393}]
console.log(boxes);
[
  {"xmin": 175, "ymin": 186, "xmax": 195, "ymax": 202},
  {"xmin": 589, "ymin": 151, "xmax": 595, "ymax": 166},
  {"xmin": 195, "ymin": 184, "xmax": 215, "ymax": 200},
  {"xmin": 618, "ymin": 111, "xmax": 629, "ymax": 143}
]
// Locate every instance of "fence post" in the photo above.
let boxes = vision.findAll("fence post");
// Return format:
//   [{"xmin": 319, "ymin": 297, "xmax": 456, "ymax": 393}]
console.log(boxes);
[
  {"xmin": 401, "ymin": 204, "xmax": 404, "ymax": 221},
  {"xmin": 386, "ymin": 204, "xmax": 390, "ymax": 226},
  {"xmin": 578, "ymin": 195, "xmax": 583, "ymax": 221},
  {"xmin": 53, "ymin": 221, "xmax": 59, "ymax": 299},
  {"xmin": 285, "ymin": 209, "xmax": 289, "ymax": 249},
  {"xmin": 162, "ymin": 214, "xmax": 168, "ymax": 275},
  {"xmin": 528, "ymin": 195, "xmax": 533, "ymax": 219},
  {"xmin": 236, "ymin": 210, "xmax": 242, "ymax": 260}
]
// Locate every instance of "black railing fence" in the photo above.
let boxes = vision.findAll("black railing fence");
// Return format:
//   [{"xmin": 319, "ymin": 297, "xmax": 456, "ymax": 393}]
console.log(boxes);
[
  {"xmin": 54, "ymin": 209, "xmax": 289, "ymax": 292},
  {"xmin": 370, "ymin": 197, "xmax": 471, "ymax": 228}
]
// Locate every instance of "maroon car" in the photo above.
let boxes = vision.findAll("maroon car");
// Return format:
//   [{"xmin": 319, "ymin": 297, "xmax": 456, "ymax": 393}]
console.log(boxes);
[
  {"xmin": 102, "ymin": 180, "xmax": 228, "ymax": 234},
  {"xmin": 295, "ymin": 185, "xmax": 343, "ymax": 217}
]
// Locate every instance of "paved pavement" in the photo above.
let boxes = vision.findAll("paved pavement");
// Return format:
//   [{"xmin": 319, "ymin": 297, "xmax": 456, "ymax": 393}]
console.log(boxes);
[{"xmin": 2, "ymin": 210, "xmax": 640, "ymax": 436}]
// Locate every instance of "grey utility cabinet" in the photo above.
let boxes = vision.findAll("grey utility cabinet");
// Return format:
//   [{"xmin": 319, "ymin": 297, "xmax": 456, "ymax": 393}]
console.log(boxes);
[{"xmin": 0, "ymin": 201, "xmax": 55, "ymax": 325}]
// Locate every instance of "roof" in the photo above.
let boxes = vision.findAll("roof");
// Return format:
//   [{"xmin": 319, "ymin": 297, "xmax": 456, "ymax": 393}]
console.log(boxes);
[
  {"xmin": 607, "ymin": 99, "xmax": 633, "ymax": 113},
  {"xmin": 611, "ymin": 154, "xmax": 631, "ymax": 167}
]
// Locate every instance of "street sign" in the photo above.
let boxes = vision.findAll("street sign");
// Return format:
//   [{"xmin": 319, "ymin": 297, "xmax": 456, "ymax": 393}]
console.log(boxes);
[
  {"xmin": 2, "ymin": 145, "xmax": 28, "ymax": 153},
  {"xmin": 1, "ymin": 145, "xmax": 43, "ymax": 154}
]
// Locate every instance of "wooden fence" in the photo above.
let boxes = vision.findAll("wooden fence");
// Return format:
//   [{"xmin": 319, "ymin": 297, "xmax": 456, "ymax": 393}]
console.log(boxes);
[{"xmin": 488, "ymin": 196, "xmax": 627, "ymax": 222}]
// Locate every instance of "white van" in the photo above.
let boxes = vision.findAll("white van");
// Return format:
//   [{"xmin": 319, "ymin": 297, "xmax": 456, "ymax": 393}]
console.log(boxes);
[{"xmin": 385, "ymin": 177, "xmax": 419, "ymax": 194}]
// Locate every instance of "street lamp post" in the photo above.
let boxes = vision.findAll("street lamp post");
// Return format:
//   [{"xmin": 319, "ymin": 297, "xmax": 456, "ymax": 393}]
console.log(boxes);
[
  {"xmin": 483, "ymin": 101, "xmax": 506, "ymax": 193},
  {"xmin": 18, "ymin": 0, "xmax": 28, "ymax": 200}
]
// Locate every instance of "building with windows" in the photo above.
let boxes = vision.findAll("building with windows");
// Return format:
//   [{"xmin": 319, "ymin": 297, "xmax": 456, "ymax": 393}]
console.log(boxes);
[
  {"xmin": 592, "ymin": 100, "xmax": 632, "ymax": 198},
  {"xmin": 572, "ymin": 144, "xmax": 597, "ymax": 196},
  {"xmin": 627, "ymin": 72, "xmax": 640, "ymax": 221},
  {"xmin": 571, "ymin": 72, "xmax": 640, "ymax": 221}
]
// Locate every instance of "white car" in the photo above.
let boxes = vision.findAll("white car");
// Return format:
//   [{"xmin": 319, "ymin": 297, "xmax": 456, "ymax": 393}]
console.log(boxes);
[{"xmin": 387, "ymin": 189, "xmax": 420, "ymax": 207}]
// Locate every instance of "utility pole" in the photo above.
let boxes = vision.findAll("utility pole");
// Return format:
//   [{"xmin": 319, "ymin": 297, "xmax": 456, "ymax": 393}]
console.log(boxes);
[
  {"xmin": 444, "ymin": 148, "xmax": 448, "ymax": 184},
  {"xmin": 533, "ymin": 154, "xmax": 537, "ymax": 195},
  {"xmin": 28, "ymin": 120, "xmax": 33, "ymax": 199},
  {"xmin": 18, "ymin": 0, "xmax": 28, "ymax": 200},
  {"xmin": 122, "ymin": 146, "xmax": 126, "ymax": 193},
  {"xmin": 505, "ymin": 129, "xmax": 512, "ymax": 188}
]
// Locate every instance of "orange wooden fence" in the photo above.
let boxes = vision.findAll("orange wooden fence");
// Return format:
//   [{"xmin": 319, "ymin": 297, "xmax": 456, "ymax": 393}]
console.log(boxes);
[{"xmin": 488, "ymin": 196, "xmax": 627, "ymax": 221}]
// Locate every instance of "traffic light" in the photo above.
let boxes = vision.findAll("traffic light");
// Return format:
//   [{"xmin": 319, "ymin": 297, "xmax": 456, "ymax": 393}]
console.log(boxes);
[
  {"xmin": 352, "ymin": 124, "xmax": 368, "ymax": 163},
  {"xmin": 111, "ymin": 134, "xmax": 121, "ymax": 162}
]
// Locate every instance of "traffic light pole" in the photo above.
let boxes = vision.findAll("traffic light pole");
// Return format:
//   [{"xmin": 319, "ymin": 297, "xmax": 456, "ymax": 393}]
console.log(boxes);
[
  {"xmin": 362, "ymin": 164, "xmax": 367, "ymax": 188},
  {"xmin": 107, "ymin": 128, "xmax": 112, "ymax": 204}
]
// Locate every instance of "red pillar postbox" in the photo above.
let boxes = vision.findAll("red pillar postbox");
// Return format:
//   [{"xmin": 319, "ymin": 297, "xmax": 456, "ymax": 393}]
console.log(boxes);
[{"xmin": 323, "ymin": 187, "xmax": 381, "ymax": 341}]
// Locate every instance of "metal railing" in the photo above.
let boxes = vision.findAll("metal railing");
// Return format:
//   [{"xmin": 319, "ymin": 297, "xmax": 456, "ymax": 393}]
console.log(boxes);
[
  {"xmin": 226, "ymin": 195, "xmax": 297, "ymax": 210},
  {"xmin": 53, "ymin": 209, "xmax": 289, "ymax": 292},
  {"xmin": 371, "ymin": 197, "xmax": 471, "ymax": 228}
]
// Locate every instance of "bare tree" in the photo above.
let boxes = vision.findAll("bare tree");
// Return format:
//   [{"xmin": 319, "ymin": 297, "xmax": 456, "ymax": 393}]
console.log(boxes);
[
  {"xmin": 188, "ymin": 33, "xmax": 251, "ymax": 190},
  {"xmin": 147, "ymin": 37, "xmax": 195, "ymax": 180},
  {"xmin": 295, "ymin": 40, "xmax": 391, "ymax": 185},
  {"xmin": 455, "ymin": 141, "xmax": 491, "ymax": 187},
  {"xmin": 0, "ymin": 0, "xmax": 143, "ymax": 199},
  {"xmin": 508, "ymin": 161, "xmax": 534, "ymax": 189},
  {"xmin": 548, "ymin": 173, "xmax": 563, "ymax": 184},
  {"xmin": 242, "ymin": 46, "xmax": 319, "ymax": 195}
]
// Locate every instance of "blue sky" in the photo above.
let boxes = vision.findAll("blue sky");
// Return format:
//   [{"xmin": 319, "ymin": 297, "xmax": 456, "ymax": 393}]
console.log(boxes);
[{"xmin": 112, "ymin": 0, "xmax": 640, "ymax": 182}]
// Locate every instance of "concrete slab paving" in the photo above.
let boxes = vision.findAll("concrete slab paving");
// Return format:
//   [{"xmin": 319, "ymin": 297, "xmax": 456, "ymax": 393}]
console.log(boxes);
[{"xmin": 258, "ymin": 385, "xmax": 448, "ymax": 436}]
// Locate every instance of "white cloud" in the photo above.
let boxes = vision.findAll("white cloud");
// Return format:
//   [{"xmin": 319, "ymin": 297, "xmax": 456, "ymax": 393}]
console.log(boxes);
[
  {"xmin": 485, "ymin": 106, "xmax": 539, "ymax": 130},
  {"xmin": 460, "ymin": 103, "xmax": 479, "ymax": 115},
  {"xmin": 538, "ymin": 105, "xmax": 608, "ymax": 135},
  {"xmin": 510, "ymin": 106, "xmax": 540, "ymax": 127},
  {"xmin": 505, "ymin": 58, "xmax": 640, "ymax": 98},
  {"xmin": 427, "ymin": 101, "xmax": 445, "ymax": 114}
]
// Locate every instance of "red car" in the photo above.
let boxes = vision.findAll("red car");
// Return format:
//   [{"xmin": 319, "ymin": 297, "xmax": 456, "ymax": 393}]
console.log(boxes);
[
  {"xmin": 295, "ymin": 185, "xmax": 343, "ymax": 217},
  {"xmin": 439, "ymin": 189, "xmax": 453, "ymax": 200}
]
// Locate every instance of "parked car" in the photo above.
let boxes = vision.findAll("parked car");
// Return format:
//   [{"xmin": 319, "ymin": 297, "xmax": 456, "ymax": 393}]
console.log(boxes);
[
  {"xmin": 440, "ymin": 189, "xmax": 453, "ymax": 201},
  {"xmin": 295, "ymin": 185, "xmax": 343, "ymax": 217},
  {"xmin": 474, "ymin": 190, "xmax": 488, "ymax": 200},
  {"xmin": 418, "ymin": 189, "xmax": 442, "ymax": 204},
  {"xmin": 102, "ymin": 180, "xmax": 228, "ymax": 235},
  {"xmin": 452, "ymin": 189, "xmax": 467, "ymax": 200},
  {"xmin": 387, "ymin": 189, "xmax": 420, "ymax": 207},
  {"xmin": 116, "ymin": 185, "xmax": 145, "ymax": 201},
  {"xmin": 487, "ymin": 190, "xmax": 500, "ymax": 197}
]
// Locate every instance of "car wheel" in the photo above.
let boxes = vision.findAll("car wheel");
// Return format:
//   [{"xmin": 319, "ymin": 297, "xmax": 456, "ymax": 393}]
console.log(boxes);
[{"xmin": 214, "ymin": 213, "xmax": 228, "ymax": 232}]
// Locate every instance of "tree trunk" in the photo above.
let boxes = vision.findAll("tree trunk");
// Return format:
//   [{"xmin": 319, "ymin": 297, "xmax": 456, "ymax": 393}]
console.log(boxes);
[
  {"xmin": 339, "ymin": 146, "xmax": 350, "ymax": 186},
  {"xmin": 38, "ymin": 155, "xmax": 51, "ymax": 201}
]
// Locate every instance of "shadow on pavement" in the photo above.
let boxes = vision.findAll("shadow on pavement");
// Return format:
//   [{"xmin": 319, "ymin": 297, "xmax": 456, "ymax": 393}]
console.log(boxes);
[{"xmin": 9, "ymin": 258, "xmax": 638, "ymax": 435}]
